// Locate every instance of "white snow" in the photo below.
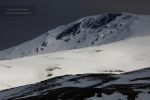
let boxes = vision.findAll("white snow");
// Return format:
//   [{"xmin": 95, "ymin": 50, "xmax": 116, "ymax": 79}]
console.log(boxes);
[
  {"xmin": 0, "ymin": 13, "xmax": 150, "ymax": 61},
  {"xmin": 136, "ymin": 93, "xmax": 150, "ymax": 100},
  {"xmin": 0, "ymin": 13, "xmax": 150, "ymax": 92},
  {"xmin": 0, "ymin": 35, "xmax": 150, "ymax": 90}
]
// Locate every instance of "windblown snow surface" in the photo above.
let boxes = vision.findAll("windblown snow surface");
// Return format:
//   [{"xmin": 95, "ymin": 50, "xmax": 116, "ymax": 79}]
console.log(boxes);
[
  {"xmin": 0, "ymin": 35, "xmax": 150, "ymax": 91},
  {"xmin": 0, "ymin": 13, "xmax": 150, "ymax": 99}
]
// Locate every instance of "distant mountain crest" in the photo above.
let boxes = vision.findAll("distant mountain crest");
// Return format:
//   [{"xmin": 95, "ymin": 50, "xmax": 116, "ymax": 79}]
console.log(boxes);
[{"xmin": 0, "ymin": 13, "xmax": 150, "ymax": 60}]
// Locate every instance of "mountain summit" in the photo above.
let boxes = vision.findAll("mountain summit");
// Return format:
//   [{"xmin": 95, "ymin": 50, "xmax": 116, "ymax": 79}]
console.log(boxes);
[{"xmin": 1, "ymin": 13, "xmax": 150, "ymax": 60}]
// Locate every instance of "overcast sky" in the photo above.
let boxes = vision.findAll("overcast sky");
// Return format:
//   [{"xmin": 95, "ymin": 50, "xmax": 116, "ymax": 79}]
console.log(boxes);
[{"xmin": 0, "ymin": 0, "xmax": 150, "ymax": 50}]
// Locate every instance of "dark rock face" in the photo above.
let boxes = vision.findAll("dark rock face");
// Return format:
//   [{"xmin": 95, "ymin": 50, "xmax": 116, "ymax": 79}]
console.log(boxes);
[
  {"xmin": 56, "ymin": 13, "xmax": 122, "ymax": 40},
  {"xmin": 83, "ymin": 13, "xmax": 122, "ymax": 29},
  {"xmin": 41, "ymin": 41, "xmax": 48, "ymax": 47},
  {"xmin": 56, "ymin": 22, "xmax": 81, "ymax": 40}
]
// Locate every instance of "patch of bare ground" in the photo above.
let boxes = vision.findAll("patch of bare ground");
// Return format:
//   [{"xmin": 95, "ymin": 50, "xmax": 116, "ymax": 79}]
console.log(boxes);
[{"xmin": 14, "ymin": 87, "xmax": 141, "ymax": 100}]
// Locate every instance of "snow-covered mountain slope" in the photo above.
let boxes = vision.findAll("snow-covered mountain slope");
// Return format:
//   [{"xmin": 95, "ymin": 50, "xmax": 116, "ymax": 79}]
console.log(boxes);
[
  {"xmin": 0, "ymin": 67, "xmax": 149, "ymax": 100},
  {"xmin": 0, "ymin": 13, "xmax": 150, "ymax": 60},
  {"xmin": 0, "ymin": 35, "xmax": 150, "ymax": 91}
]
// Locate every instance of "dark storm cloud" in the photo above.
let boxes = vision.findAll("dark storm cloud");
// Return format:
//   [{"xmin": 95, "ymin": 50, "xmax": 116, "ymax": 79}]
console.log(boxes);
[{"xmin": 0, "ymin": 0, "xmax": 150, "ymax": 50}]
